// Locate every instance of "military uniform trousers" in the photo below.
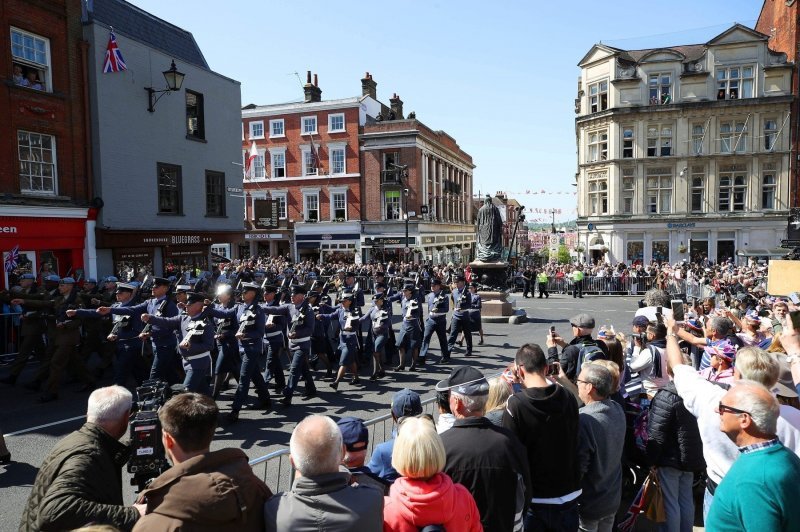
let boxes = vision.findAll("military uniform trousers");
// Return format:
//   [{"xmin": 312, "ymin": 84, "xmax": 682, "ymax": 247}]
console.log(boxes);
[
  {"xmin": 447, "ymin": 314, "xmax": 472, "ymax": 354},
  {"xmin": 231, "ymin": 341, "xmax": 270, "ymax": 413},
  {"xmin": 419, "ymin": 316, "xmax": 449, "ymax": 361}
]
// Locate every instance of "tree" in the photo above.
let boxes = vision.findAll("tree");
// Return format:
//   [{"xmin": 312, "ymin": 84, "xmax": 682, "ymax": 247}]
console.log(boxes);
[{"xmin": 551, "ymin": 244, "xmax": 570, "ymax": 264}]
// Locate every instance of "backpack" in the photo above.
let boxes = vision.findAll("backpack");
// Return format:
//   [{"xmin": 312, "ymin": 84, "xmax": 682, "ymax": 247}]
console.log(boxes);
[{"xmin": 576, "ymin": 340, "xmax": 607, "ymax": 375}]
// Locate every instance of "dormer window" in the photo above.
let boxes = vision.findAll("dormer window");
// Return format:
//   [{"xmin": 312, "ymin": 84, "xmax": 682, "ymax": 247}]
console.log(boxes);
[
  {"xmin": 716, "ymin": 66, "xmax": 754, "ymax": 100},
  {"xmin": 588, "ymin": 80, "xmax": 608, "ymax": 113}
]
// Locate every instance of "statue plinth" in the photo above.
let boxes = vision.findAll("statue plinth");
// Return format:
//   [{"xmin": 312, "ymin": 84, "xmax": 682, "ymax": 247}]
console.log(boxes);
[{"xmin": 469, "ymin": 261, "xmax": 527, "ymax": 324}]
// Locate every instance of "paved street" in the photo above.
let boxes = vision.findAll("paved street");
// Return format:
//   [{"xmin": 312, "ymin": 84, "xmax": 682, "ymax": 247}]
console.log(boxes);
[{"xmin": 0, "ymin": 293, "xmax": 641, "ymax": 530}]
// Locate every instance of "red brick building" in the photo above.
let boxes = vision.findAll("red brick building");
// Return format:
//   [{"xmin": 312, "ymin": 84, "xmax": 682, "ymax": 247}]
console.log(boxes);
[
  {"xmin": 757, "ymin": 0, "xmax": 800, "ymax": 207},
  {"xmin": 0, "ymin": 0, "xmax": 93, "ymax": 288}
]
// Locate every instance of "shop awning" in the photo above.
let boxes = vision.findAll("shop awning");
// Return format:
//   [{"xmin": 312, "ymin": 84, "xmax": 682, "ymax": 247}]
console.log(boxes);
[{"xmin": 736, "ymin": 248, "xmax": 789, "ymax": 258}]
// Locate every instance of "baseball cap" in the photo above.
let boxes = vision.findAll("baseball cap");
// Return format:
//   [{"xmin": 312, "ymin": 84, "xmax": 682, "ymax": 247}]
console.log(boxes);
[
  {"xmin": 571, "ymin": 313, "xmax": 595, "ymax": 329},
  {"xmin": 435, "ymin": 366, "xmax": 489, "ymax": 396},
  {"xmin": 632, "ymin": 316, "xmax": 650, "ymax": 328},
  {"xmin": 337, "ymin": 416, "xmax": 369, "ymax": 452},
  {"xmin": 391, "ymin": 388, "xmax": 422, "ymax": 418}
]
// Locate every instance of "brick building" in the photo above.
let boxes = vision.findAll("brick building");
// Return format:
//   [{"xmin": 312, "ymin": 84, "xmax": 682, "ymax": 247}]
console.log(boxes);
[
  {"xmin": 0, "ymin": 0, "xmax": 93, "ymax": 288},
  {"xmin": 756, "ymin": 0, "xmax": 800, "ymax": 207}
]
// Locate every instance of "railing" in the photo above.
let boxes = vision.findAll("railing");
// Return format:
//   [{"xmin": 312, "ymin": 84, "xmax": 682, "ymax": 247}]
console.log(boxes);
[
  {"xmin": 0, "ymin": 311, "xmax": 22, "ymax": 364},
  {"xmin": 535, "ymin": 276, "xmax": 702, "ymax": 297}
]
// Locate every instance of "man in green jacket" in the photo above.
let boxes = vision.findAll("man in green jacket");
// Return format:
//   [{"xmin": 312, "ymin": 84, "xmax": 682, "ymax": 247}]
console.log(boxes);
[
  {"xmin": 20, "ymin": 385, "xmax": 143, "ymax": 531},
  {"xmin": 706, "ymin": 382, "xmax": 800, "ymax": 531}
]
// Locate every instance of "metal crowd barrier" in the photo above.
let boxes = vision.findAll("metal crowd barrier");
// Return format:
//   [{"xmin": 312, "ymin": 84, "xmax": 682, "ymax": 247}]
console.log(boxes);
[
  {"xmin": 0, "ymin": 311, "xmax": 22, "ymax": 364},
  {"xmin": 541, "ymin": 276, "xmax": 660, "ymax": 296}
]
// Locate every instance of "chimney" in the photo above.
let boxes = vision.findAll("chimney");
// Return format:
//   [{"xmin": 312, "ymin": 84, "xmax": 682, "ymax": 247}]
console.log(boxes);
[
  {"xmin": 361, "ymin": 71, "xmax": 377, "ymax": 99},
  {"xmin": 389, "ymin": 93, "xmax": 404, "ymax": 119},
  {"xmin": 303, "ymin": 70, "xmax": 322, "ymax": 103}
]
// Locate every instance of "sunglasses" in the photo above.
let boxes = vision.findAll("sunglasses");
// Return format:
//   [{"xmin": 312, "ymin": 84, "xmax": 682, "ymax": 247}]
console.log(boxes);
[{"xmin": 718, "ymin": 402, "xmax": 751, "ymax": 416}]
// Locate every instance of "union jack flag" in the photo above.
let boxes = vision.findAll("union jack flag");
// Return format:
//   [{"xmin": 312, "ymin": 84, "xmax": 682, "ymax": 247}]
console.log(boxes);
[
  {"xmin": 103, "ymin": 29, "xmax": 127, "ymax": 73},
  {"xmin": 4, "ymin": 245, "xmax": 19, "ymax": 272}
]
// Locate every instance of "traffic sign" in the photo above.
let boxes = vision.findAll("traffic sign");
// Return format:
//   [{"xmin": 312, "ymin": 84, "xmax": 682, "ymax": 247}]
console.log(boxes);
[{"xmin": 404, "ymin": 247, "xmax": 411, "ymax": 254}]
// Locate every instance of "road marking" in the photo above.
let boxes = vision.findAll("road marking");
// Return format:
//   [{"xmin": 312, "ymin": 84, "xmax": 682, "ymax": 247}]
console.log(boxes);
[{"xmin": 7, "ymin": 415, "xmax": 85, "ymax": 437}]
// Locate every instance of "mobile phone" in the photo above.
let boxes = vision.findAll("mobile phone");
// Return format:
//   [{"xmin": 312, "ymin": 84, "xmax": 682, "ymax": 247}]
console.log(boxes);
[
  {"xmin": 789, "ymin": 292, "xmax": 800, "ymax": 305},
  {"xmin": 547, "ymin": 362, "xmax": 559, "ymax": 376},
  {"xmin": 671, "ymin": 300, "xmax": 685, "ymax": 322},
  {"xmin": 791, "ymin": 310, "xmax": 800, "ymax": 330},
  {"xmin": 549, "ymin": 325, "xmax": 556, "ymax": 337}
]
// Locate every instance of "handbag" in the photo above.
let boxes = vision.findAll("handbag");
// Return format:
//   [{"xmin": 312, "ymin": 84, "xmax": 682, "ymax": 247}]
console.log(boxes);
[{"xmin": 642, "ymin": 471, "xmax": 667, "ymax": 523}]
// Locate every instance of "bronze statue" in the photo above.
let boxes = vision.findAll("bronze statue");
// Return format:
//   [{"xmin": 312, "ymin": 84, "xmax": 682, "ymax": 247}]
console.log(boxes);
[{"xmin": 476, "ymin": 195, "xmax": 503, "ymax": 262}]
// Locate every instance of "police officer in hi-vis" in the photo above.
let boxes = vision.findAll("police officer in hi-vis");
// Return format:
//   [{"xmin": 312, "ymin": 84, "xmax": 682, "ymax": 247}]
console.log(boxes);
[{"xmin": 419, "ymin": 278, "xmax": 450, "ymax": 366}]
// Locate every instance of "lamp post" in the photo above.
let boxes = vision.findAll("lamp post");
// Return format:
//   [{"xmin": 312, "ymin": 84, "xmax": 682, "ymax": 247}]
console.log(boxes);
[
  {"xmin": 507, "ymin": 205, "xmax": 525, "ymax": 263},
  {"xmin": 145, "ymin": 60, "xmax": 185, "ymax": 112},
  {"xmin": 390, "ymin": 163, "xmax": 410, "ymax": 263}
]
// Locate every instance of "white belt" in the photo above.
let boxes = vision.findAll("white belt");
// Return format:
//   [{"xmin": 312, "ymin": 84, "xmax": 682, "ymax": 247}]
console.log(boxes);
[
  {"xmin": 341, "ymin": 331, "xmax": 357, "ymax": 336},
  {"xmin": 185, "ymin": 351, "xmax": 211, "ymax": 361},
  {"xmin": 429, "ymin": 312, "xmax": 445, "ymax": 317},
  {"xmin": 265, "ymin": 331, "xmax": 283, "ymax": 338},
  {"xmin": 290, "ymin": 336, "xmax": 311, "ymax": 344}
]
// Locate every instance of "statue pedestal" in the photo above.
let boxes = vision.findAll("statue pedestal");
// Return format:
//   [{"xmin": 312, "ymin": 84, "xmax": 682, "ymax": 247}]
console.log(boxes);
[{"xmin": 470, "ymin": 261, "xmax": 527, "ymax": 324}]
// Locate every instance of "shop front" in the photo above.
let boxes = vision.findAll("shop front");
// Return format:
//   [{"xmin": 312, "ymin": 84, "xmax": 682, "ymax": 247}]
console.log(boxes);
[
  {"xmin": 0, "ymin": 207, "xmax": 90, "ymax": 289},
  {"xmin": 95, "ymin": 229, "xmax": 242, "ymax": 279},
  {"xmin": 244, "ymin": 230, "xmax": 292, "ymax": 260},
  {"xmin": 418, "ymin": 234, "xmax": 475, "ymax": 265},
  {"xmin": 293, "ymin": 221, "xmax": 361, "ymax": 264}
]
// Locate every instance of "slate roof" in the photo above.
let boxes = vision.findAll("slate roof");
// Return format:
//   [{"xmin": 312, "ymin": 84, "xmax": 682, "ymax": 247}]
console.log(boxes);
[
  {"xmin": 87, "ymin": 0, "xmax": 208, "ymax": 69},
  {"xmin": 621, "ymin": 44, "xmax": 707, "ymax": 64}
]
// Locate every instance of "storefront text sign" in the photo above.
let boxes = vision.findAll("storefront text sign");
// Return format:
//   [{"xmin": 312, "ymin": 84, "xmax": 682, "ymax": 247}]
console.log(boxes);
[
  {"xmin": 0, "ymin": 226, "xmax": 18, "ymax": 233},
  {"xmin": 667, "ymin": 222, "xmax": 696, "ymax": 229}
]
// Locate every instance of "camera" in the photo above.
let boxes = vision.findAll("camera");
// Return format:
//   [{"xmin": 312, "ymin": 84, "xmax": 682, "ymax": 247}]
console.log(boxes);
[{"xmin": 128, "ymin": 380, "xmax": 188, "ymax": 492}]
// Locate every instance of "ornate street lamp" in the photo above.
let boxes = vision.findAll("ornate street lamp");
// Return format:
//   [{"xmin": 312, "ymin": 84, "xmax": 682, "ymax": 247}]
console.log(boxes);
[{"xmin": 145, "ymin": 60, "xmax": 185, "ymax": 112}]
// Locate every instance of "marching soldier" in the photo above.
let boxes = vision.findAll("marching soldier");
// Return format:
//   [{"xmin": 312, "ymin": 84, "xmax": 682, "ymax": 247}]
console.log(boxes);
[
  {"xmin": 468, "ymin": 281, "xmax": 485, "ymax": 345},
  {"xmin": 419, "ymin": 278, "xmax": 450, "ymax": 366},
  {"xmin": 208, "ymin": 284, "xmax": 241, "ymax": 399},
  {"xmin": 261, "ymin": 285, "xmax": 316, "ymax": 407},
  {"xmin": 308, "ymin": 290, "xmax": 336, "ymax": 379},
  {"xmin": 76, "ymin": 278, "xmax": 114, "ymax": 375},
  {"xmin": 372, "ymin": 281, "xmax": 398, "ymax": 365},
  {"xmin": 0, "ymin": 273, "xmax": 45, "ymax": 386},
  {"xmin": 446, "ymin": 275, "xmax": 473, "ymax": 360},
  {"xmin": 391, "ymin": 283, "xmax": 422, "ymax": 371},
  {"xmin": 317, "ymin": 291, "xmax": 364, "ymax": 390},
  {"xmin": 206, "ymin": 282, "xmax": 271, "ymax": 423},
  {"xmin": 141, "ymin": 292, "xmax": 214, "ymax": 394},
  {"xmin": 261, "ymin": 284, "xmax": 287, "ymax": 394},
  {"xmin": 340, "ymin": 271, "xmax": 366, "ymax": 363},
  {"xmin": 366, "ymin": 292, "xmax": 391, "ymax": 381}
]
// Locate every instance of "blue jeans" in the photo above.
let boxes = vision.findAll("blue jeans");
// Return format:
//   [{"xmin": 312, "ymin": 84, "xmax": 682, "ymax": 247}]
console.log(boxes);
[
  {"xmin": 420, "ymin": 317, "xmax": 449, "ymax": 360},
  {"xmin": 284, "ymin": 344, "xmax": 315, "ymax": 400},
  {"xmin": 263, "ymin": 338, "xmax": 286, "ymax": 388},
  {"xmin": 113, "ymin": 340, "xmax": 146, "ymax": 388},
  {"xmin": 658, "ymin": 467, "xmax": 694, "ymax": 532},
  {"xmin": 703, "ymin": 487, "xmax": 713, "ymax": 525},
  {"xmin": 149, "ymin": 340, "xmax": 179, "ymax": 384},
  {"xmin": 182, "ymin": 353, "xmax": 211, "ymax": 395},
  {"xmin": 524, "ymin": 499, "xmax": 579, "ymax": 532},
  {"xmin": 232, "ymin": 343, "xmax": 270, "ymax": 412}
]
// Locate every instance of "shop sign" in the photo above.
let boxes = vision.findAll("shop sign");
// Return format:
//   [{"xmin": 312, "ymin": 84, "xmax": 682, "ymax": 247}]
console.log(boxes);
[
  {"xmin": 0, "ymin": 226, "xmax": 18, "ymax": 233},
  {"xmin": 321, "ymin": 234, "xmax": 333, "ymax": 240},
  {"xmin": 364, "ymin": 237, "xmax": 416, "ymax": 246},
  {"xmin": 120, "ymin": 252, "xmax": 151, "ymax": 260},
  {"xmin": 447, "ymin": 235, "xmax": 456, "ymax": 243},
  {"xmin": 421, "ymin": 236, "xmax": 435, "ymax": 245},
  {"xmin": 253, "ymin": 199, "xmax": 279, "ymax": 229},
  {"xmin": 667, "ymin": 222, "xmax": 696, "ymax": 229},
  {"xmin": 170, "ymin": 235, "xmax": 202, "ymax": 244}
]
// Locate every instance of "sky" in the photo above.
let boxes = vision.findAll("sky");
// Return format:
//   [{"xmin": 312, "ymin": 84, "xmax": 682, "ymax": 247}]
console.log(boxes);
[{"xmin": 129, "ymin": 0, "xmax": 762, "ymax": 223}]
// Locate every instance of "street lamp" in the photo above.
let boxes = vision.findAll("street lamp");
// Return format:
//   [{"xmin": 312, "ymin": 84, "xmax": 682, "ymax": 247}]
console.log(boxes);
[
  {"xmin": 390, "ymin": 163, "xmax": 410, "ymax": 262},
  {"xmin": 145, "ymin": 60, "xmax": 185, "ymax": 112}
]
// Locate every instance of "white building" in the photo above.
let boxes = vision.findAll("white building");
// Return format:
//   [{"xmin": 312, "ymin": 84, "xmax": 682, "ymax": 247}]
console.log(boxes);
[{"xmin": 575, "ymin": 24, "xmax": 793, "ymax": 265}]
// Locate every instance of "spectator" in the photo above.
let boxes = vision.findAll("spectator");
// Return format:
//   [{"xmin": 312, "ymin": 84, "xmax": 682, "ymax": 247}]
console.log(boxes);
[
  {"xmin": 626, "ymin": 315, "xmax": 650, "ymax": 365},
  {"xmin": 698, "ymin": 342, "xmax": 736, "ymax": 385},
  {"xmin": 434, "ymin": 388, "xmax": 456, "ymax": 434},
  {"xmin": 438, "ymin": 366, "xmax": 531, "ymax": 532},
  {"xmin": 133, "ymin": 393, "xmax": 271, "ymax": 531},
  {"xmin": 20, "ymin": 386, "xmax": 142, "ymax": 531},
  {"xmin": 265, "ymin": 415, "xmax": 383, "ymax": 531},
  {"xmin": 575, "ymin": 363, "xmax": 626, "ymax": 531},
  {"xmin": 502, "ymin": 343, "xmax": 581, "ymax": 531},
  {"xmin": 677, "ymin": 316, "xmax": 737, "ymax": 370},
  {"xmin": 634, "ymin": 289, "xmax": 673, "ymax": 323},
  {"xmin": 13, "ymin": 64, "xmax": 24, "ymax": 85},
  {"xmin": 484, "ymin": 376, "xmax": 513, "ymax": 426},
  {"xmin": 383, "ymin": 416, "xmax": 482, "ymax": 532},
  {"xmin": 646, "ymin": 365, "xmax": 706, "ymax": 532},
  {"xmin": 336, "ymin": 416, "xmax": 390, "ymax": 494},
  {"xmin": 706, "ymin": 382, "xmax": 800, "ymax": 531},
  {"xmin": 22, "ymin": 69, "xmax": 43, "ymax": 90},
  {"xmin": 367, "ymin": 388, "xmax": 423, "ymax": 482},
  {"xmin": 549, "ymin": 313, "xmax": 608, "ymax": 381},
  {"xmin": 629, "ymin": 322, "xmax": 670, "ymax": 396}
]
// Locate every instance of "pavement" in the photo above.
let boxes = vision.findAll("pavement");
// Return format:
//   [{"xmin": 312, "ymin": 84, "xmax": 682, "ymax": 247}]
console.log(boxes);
[{"xmin": 0, "ymin": 292, "xmax": 655, "ymax": 531}]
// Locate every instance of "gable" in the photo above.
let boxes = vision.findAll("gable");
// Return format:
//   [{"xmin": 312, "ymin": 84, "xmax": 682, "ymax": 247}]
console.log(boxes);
[
  {"xmin": 707, "ymin": 24, "xmax": 768, "ymax": 46},
  {"xmin": 578, "ymin": 44, "xmax": 619, "ymax": 67}
]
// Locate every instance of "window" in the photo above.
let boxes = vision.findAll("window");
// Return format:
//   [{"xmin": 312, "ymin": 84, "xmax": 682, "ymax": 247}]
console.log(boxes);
[
  {"xmin": 18, "ymin": 131, "xmax": 56, "ymax": 194},
  {"xmin": 11, "ymin": 28, "xmax": 50, "ymax": 92},
  {"xmin": 652, "ymin": 240, "xmax": 670, "ymax": 263},
  {"xmin": 185, "ymin": 90, "xmax": 204, "ymax": 139},
  {"xmin": 269, "ymin": 119, "xmax": 285, "ymax": 138},
  {"xmin": 719, "ymin": 120, "xmax": 747, "ymax": 153},
  {"xmin": 646, "ymin": 167, "xmax": 672, "ymax": 214},
  {"xmin": 588, "ymin": 80, "xmax": 608, "ymax": 113},
  {"xmin": 587, "ymin": 130, "xmax": 608, "ymax": 162},
  {"xmin": 302, "ymin": 116, "xmax": 317, "ymax": 134},
  {"xmin": 329, "ymin": 146, "xmax": 346, "ymax": 175},
  {"xmin": 252, "ymin": 153, "xmax": 265, "ymax": 179},
  {"xmin": 157, "ymin": 163, "xmax": 182, "ymax": 214},
  {"xmin": 691, "ymin": 124, "xmax": 705, "ymax": 155},
  {"xmin": 762, "ymin": 162, "xmax": 776, "ymax": 210},
  {"xmin": 587, "ymin": 171, "xmax": 608, "ymax": 215},
  {"xmin": 622, "ymin": 126, "xmax": 634, "ymax": 158},
  {"xmin": 716, "ymin": 66, "xmax": 754, "ymax": 100},
  {"xmin": 272, "ymin": 192, "xmax": 287, "ymax": 219},
  {"xmin": 622, "ymin": 167, "xmax": 635, "ymax": 214},
  {"xmin": 648, "ymin": 73, "xmax": 672, "ymax": 105},
  {"xmin": 328, "ymin": 113, "xmax": 345, "ymax": 132},
  {"xmin": 249, "ymin": 121, "xmax": 264, "ymax": 139},
  {"xmin": 332, "ymin": 191, "xmax": 347, "ymax": 220},
  {"xmin": 302, "ymin": 148, "xmax": 318, "ymax": 176},
  {"xmin": 691, "ymin": 166, "xmax": 705, "ymax": 212},
  {"xmin": 384, "ymin": 190, "xmax": 401, "ymax": 220},
  {"xmin": 205, "ymin": 171, "xmax": 225, "ymax": 216},
  {"xmin": 270, "ymin": 150, "xmax": 285, "ymax": 178},
  {"xmin": 626, "ymin": 233, "xmax": 644, "ymax": 262},
  {"xmin": 763, "ymin": 118, "xmax": 778, "ymax": 151},
  {"xmin": 718, "ymin": 165, "xmax": 747, "ymax": 212},
  {"xmin": 304, "ymin": 192, "xmax": 319, "ymax": 221},
  {"xmin": 647, "ymin": 124, "xmax": 672, "ymax": 156}
]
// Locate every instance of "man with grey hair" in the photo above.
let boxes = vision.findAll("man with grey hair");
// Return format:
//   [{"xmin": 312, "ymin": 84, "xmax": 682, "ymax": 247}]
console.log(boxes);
[
  {"xmin": 438, "ymin": 367, "xmax": 531, "ymax": 532},
  {"xmin": 706, "ymin": 382, "xmax": 800, "ymax": 531},
  {"xmin": 676, "ymin": 315, "xmax": 738, "ymax": 370},
  {"xmin": 264, "ymin": 414, "xmax": 383, "ymax": 531},
  {"xmin": 20, "ymin": 385, "xmax": 143, "ymax": 530},
  {"xmin": 575, "ymin": 363, "xmax": 626, "ymax": 531},
  {"xmin": 634, "ymin": 288, "xmax": 674, "ymax": 323}
]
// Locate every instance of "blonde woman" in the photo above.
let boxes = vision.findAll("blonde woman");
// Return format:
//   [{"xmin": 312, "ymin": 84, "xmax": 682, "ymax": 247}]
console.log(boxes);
[
  {"xmin": 484, "ymin": 377, "xmax": 513, "ymax": 426},
  {"xmin": 383, "ymin": 416, "xmax": 482, "ymax": 532}
]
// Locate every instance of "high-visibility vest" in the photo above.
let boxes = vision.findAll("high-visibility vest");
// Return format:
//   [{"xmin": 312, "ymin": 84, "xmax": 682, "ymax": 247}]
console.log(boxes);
[
  {"xmin": 537, "ymin": 273, "xmax": 548, "ymax": 283},
  {"xmin": 574, "ymin": 271, "xmax": 584, "ymax": 281}
]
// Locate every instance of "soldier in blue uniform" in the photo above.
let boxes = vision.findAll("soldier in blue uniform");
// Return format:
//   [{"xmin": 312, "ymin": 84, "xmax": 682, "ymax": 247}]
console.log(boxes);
[
  {"xmin": 419, "ymin": 278, "xmax": 450, "ymax": 365},
  {"xmin": 468, "ymin": 281, "xmax": 485, "ymax": 345},
  {"xmin": 308, "ymin": 290, "xmax": 336, "ymax": 379},
  {"xmin": 373, "ymin": 281, "xmax": 397, "ymax": 365},
  {"xmin": 261, "ymin": 284, "xmax": 287, "ymax": 394},
  {"xmin": 206, "ymin": 282, "xmax": 271, "ymax": 422},
  {"xmin": 392, "ymin": 283, "xmax": 422, "ymax": 371},
  {"xmin": 366, "ymin": 292, "xmax": 391, "ymax": 381},
  {"xmin": 209, "ymin": 283, "xmax": 241, "ymax": 399},
  {"xmin": 142, "ymin": 292, "xmax": 214, "ymax": 395},
  {"xmin": 446, "ymin": 275, "xmax": 473, "ymax": 360},
  {"xmin": 261, "ymin": 285, "xmax": 316, "ymax": 407},
  {"xmin": 340, "ymin": 271, "xmax": 366, "ymax": 363},
  {"xmin": 318, "ymin": 291, "xmax": 364, "ymax": 390},
  {"xmin": 73, "ymin": 283, "xmax": 148, "ymax": 388}
]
